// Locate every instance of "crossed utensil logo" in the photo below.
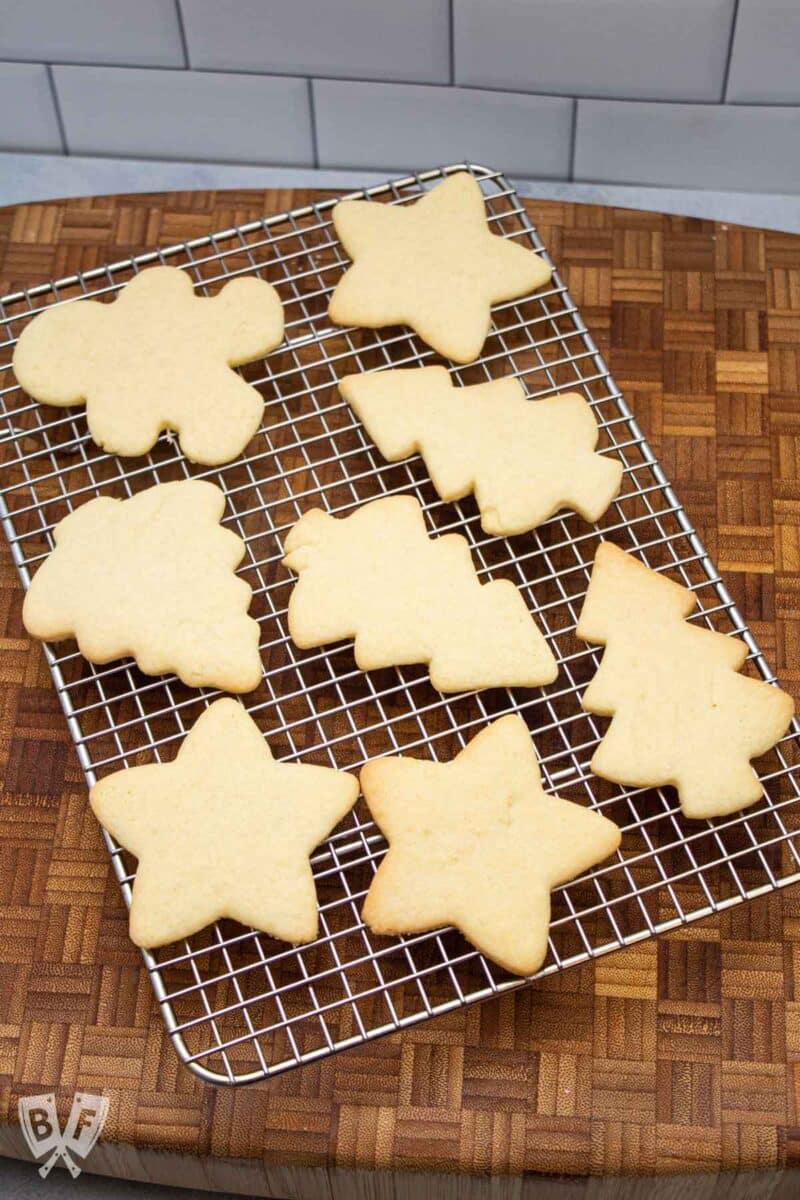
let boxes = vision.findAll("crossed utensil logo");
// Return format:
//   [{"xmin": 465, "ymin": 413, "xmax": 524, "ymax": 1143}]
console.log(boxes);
[{"xmin": 18, "ymin": 1092, "xmax": 109, "ymax": 1179}]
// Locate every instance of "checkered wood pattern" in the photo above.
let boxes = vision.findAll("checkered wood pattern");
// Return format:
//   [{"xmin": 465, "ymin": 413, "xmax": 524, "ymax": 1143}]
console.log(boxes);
[{"xmin": 0, "ymin": 187, "xmax": 799, "ymax": 1179}]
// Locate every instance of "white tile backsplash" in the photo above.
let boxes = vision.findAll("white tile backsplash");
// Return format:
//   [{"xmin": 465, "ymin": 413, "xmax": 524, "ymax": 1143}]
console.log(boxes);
[
  {"xmin": 4, "ymin": 2, "xmax": 800, "ymax": 193},
  {"xmin": 180, "ymin": 0, "xmax": 450, "ymax": 84},
  {"xmin": 454, "ymin": 0, "xmax": 736, "ymax": 102},
  {"xmin": 0, "ymin": 0, "xmax": 185, "ymax": 68},
  {"xmin": 574, "ymin": 99, "xmax": 800, "ymax": 193},
  {"xmin": 0, "ymin": 62, "xmax": 62, "ymax": 152},
  {"xmin": 53, "ymin": 66, "xmax": 313, "ymax": 166},
  {"xmin": 726, "ymin": 0, "xmax": 800, "ymax": 103},
  {"xmin": 314, "ymin": 79, "xmax": 573, "ymax": 179}
]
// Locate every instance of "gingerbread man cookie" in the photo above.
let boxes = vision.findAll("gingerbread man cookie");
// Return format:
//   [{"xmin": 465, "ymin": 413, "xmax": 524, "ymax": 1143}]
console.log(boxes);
[{"xmin": 13, "ymin": 265, "xmax": 284, "ymax": 465}]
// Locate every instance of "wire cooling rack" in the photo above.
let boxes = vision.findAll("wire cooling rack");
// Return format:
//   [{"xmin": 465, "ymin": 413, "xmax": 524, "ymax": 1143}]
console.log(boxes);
[{"xmin": 1, "ymin": 163, "xmax": 799, "ymax": 1087}]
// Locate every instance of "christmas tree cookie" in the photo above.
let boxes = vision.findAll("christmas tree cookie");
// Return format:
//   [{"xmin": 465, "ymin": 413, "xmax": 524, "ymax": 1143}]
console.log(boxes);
[
  {"xmin": 23, "ymin": 480, "xmax": 262, "ymax": 693},
  {"xmin": 91, "ymin": 699, "xmax": 358, "ymax": 948},
  {"xmin": 13, "ymin": 265, "xmax": 284, "ymax": 465},
  {"xmin": 282, "ymin": 494, "xmax": 557, "ymax": 692},
  {"xmin": 340, "ymin": 366, "xmax": 623, "ymax": 535},
  {"xmin": 361, "ymin": 715, "xmax": 621, "ymax": 975},
  {"xmin": 328, "ymin": 173, "xmax": 551, "ymax": 364},
  {"xmin": 577, "ymin": 541, "xmax": 795, "ymax": 819}
]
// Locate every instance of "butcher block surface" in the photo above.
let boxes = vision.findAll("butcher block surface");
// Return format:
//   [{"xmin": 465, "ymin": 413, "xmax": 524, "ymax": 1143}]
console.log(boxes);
[{"xmin": 0, "ymin": 185, "xmax": 800, "ymax": 1191}]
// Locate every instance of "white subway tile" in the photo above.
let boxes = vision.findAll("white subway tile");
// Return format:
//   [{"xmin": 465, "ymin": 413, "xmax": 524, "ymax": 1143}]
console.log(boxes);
[
  {"xmin": 455, "ymin": 0, "xmax": 735, "ymax": 102},
  {"xmin": 53, "ymin": 66, "xmax": 313, "ymax": 166},
  {"xmin": 727, "ymin": 0, "xmax": 800, "ymax": 103},
  {"xmin": 314, "ymin": 79, "xmax": 573, "ymax": 179},
  {"xmin": 0, "ymin": 63, "xmax": 62, "ymax": 152},
  {"xmin": 0, "ymin": 0, "xmax": 184, "ymax": 68},
  {"xmin": 180, "ymin": 0, "xmax": 450, "ymax": 84},
  {"xmin": 574, "ymin": 99, "xmax": 800, "ymax": 193}
]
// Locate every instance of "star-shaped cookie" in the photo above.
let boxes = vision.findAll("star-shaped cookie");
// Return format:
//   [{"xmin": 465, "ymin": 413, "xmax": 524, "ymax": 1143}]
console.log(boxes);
[
  {"xmin": 90, "ymin": 699, "xmax": 358, "ymax": 948},
  {"xmin": 361, "ymin": 715, "xmax": 621, "ymax": 976},
  {"xmin": 328, "ymin": 173, "xmax": 552, "ymax": 364},
  {"xmin": 13, "ymin": 265, "xmax": 284, "ymax": 465}
]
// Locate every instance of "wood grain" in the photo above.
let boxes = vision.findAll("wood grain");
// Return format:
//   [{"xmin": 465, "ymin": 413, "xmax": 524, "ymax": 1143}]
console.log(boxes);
[{"xmin": 0, "ymin": 186, "xmax": 799, "ymax": 1191}]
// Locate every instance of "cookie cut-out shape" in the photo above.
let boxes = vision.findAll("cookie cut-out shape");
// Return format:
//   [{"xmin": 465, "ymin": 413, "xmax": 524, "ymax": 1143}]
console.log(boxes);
[
  {"xmin": 577, "ymin": 541, "xmax": 795, "ymax": 819},
  {"xmin": 23, "ymin": 480, "xmax": 262, "ymax": 693},
  {"xmin": 90, "ymin": 699, "xmax": 358, "ymax": 948},
  {"xmin": 361, "ymin": 715, "xmax": 621, "ymax": 976},
  {"xmin": 12, "ymin": 265, "xmax": 283, "ymax": 465},
  {"xmin": 282, "ymin": 495, "xmax": 557, "ymax": 693},
  {"xmin": 340, "ymin": 367, "xmax": 623, "ymax": 536},
  {"xmin": 328, "ymin": 173, "xmax": 552, "ymax": 364}
]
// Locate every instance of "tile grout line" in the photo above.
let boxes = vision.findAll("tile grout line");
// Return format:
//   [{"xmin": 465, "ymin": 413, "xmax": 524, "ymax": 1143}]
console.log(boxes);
[
  {"xmin": 174, "ymin": 0, "xmax": 191, "ymax": 68},
  {"xmin": 16, "ymin": 57, "xmax": 800, "ymax": 109},
  {"xmin": 308, "ymin": 79, "xmax": 320, "ymax": 169},
  {"xmin": 448, "ymin": 0, "xmax": 455, "ymax": 85},
  {"xmin": 568, "ymin": 98, "xmax": 578, "ymax": 181},
  {"xmin": 45, "ymin": 64, "xmax": 68, "ymax": 156},
  {"xmin": 721, "ymin": 0, "xmax": 741, "ymax": 103}
]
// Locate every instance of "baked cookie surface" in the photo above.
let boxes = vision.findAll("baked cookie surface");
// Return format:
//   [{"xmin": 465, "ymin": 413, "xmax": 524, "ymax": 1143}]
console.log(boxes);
[
  {"xmin": 90, "ymin": 698, "xmax": 358, "ymax": 948},
  {"xmin": 328, "ymin": 173, "xmax": 551, "ymax": 364},
  {"xmin": 282, "ymin": 494, "xmax": 557, "ymax": 692},
  {"xmin": 13, "ymin": 265, "xmax": 283, "ymax": 465},
  {"xmin": 341, "ymin": 366, "xmax": 623, "ymax": 535},
  {"xmin": 361, "ymin": 714, "xmax": 621, "ymax": 976},
  {"xmin": 23, "ymin": 479, "xmax": 262, "ymax": 694},
  {"xmin": 578, "ymin": 541, "xmax": 795, "ymax": 818}
]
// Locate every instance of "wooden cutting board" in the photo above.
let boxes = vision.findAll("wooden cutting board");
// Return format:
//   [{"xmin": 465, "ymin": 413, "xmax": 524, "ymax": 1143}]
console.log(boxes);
[{"xmin": 1, "ymin": 185, "xmax": 800, "ymax": 1198}]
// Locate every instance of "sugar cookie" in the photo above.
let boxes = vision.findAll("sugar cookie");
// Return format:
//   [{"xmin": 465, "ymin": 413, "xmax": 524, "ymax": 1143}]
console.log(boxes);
[
  {"xmin": 282, "ymin": 495, "xmax": 557, "ymax": 692},
  {"xmin": 23, "ymin": 480, "xmax": 261, "ymax": 693},
  {"xmin": 328, "ymin": 173, "xmax": 551, "ymax": 364},
  {"xmin": 340, "ymin": 367, "xmax": 623, "ymax": 535},
  {"xmin": 13, "ymin": 265, "xmax": 283, "ymax": 465},
  {"xmin": 90, "ymin": 699, "xmax": 358, "ymax": 948},
  {"xmin": 361, "ymin": 715, "xmax": 621, "ymax": 976},
  {"xmin": 577, "ymin": 541, "xmax": 795, "ymax": 818}
]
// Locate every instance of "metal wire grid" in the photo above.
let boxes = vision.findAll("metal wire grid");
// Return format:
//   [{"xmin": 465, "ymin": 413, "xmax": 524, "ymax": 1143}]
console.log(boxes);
[{"xmin": 0, "ymin": 163, "xmax": 798, "ymax": 1087}]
